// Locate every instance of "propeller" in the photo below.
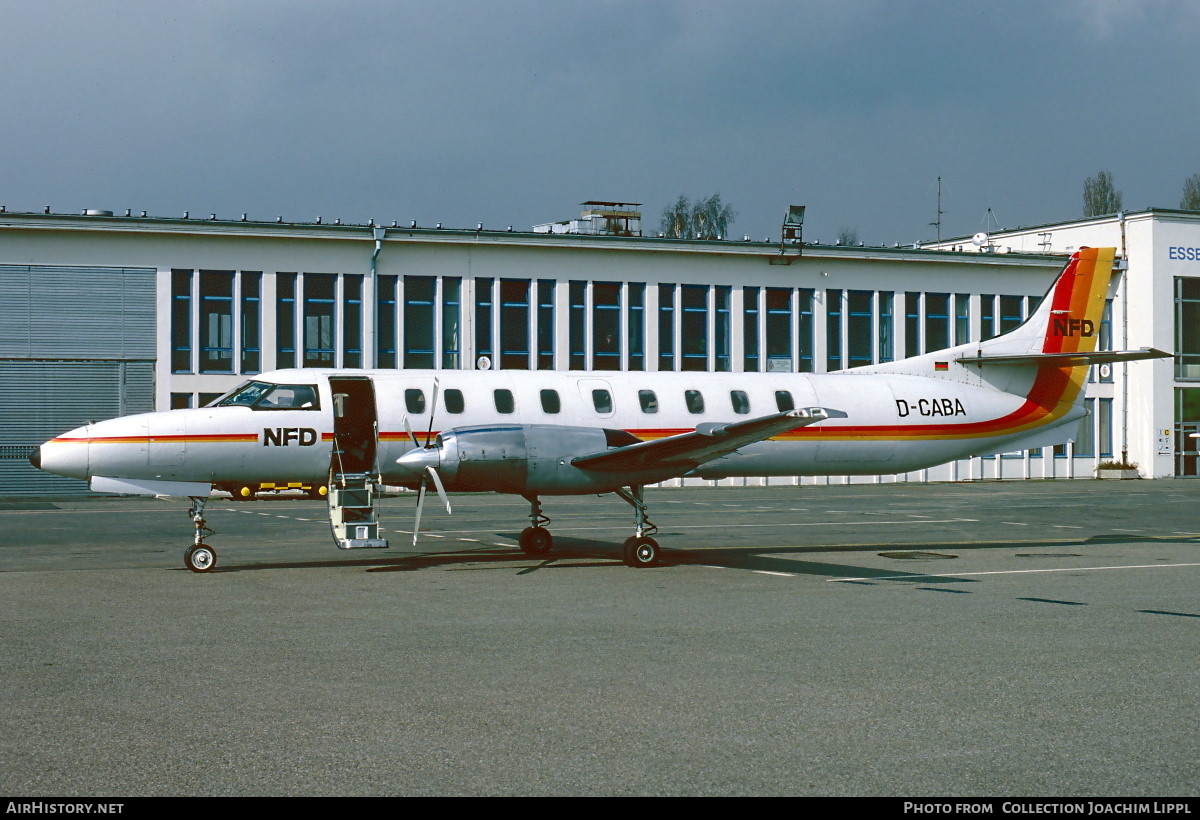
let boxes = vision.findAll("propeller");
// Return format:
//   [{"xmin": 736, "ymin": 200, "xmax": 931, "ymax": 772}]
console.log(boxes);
[{"xmin": 398, "ymin": 378, "xmax": 451, "ymax": 545}]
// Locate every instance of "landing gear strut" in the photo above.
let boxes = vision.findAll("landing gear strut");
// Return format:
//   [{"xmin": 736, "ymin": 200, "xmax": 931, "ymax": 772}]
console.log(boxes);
[
  {"xmin": 519, "ymin": 494, "xmax": 553, "ymax": 556},
  {"xmin": 183, "ymin": 496, "xmax": 217, "ymax": 573},
  {"xmin": 614, "ymin": 485, "xmax": 660, "ymax": 568}
]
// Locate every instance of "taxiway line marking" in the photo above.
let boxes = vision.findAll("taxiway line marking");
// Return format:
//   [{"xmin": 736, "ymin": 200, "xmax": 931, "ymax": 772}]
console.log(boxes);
[{"xmin": 829, "ymin": 562, "xmax": 1200, "ymax": 583}]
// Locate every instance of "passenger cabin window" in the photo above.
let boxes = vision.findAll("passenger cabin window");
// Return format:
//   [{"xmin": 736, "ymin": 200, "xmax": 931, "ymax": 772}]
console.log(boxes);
[
  {"xmin": 592, "ymin": 389, "xmax": 613, "ymax": 414},
  {"xmin": 214, "ymin": 381, "xmax": 320, "ymax": 410},
  {"xmin": 540, "ymin": 389, "xmax": 561, "ymax": 414},
  {"xmin": 731, "ymin": 390, "xmax": 750, "ymax": 415},
  {"xmin": 405, "ymin": 389, "xmax": 425, "ymax": 414},
  {"xmin": 775, "ymin": 390, "xmax": 794, "ymax": 412},
  {"xmin": 494, "ymin": 388, "xmax": 515, "ymax": 414},
  {"xmin": 638, "ymin": 389, "xmax": 659, "ymax": 414},
  {"xmin": 444, "ymin": 388, "xmax": 465, "ymax": 414},
  {"xmin": 685, "ymin": 390, "xmax": 705, "ymax": 414}
]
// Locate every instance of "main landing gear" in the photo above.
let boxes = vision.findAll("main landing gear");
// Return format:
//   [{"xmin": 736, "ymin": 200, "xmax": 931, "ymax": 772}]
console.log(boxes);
[
  {"xmin": 183, "ymin": 496, "xmax": 217, "ymax": 573},
  {"xmin": 518, "ymin": 487, "xmax": 662, "ymax": 568},
  {"xmin": 614, "ymin": 486, "xmax": 660, "ymax": 568}
]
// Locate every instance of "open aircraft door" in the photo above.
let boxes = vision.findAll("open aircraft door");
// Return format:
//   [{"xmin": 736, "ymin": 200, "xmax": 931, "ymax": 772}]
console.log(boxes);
[{"xmin": 328, "ymin": 376, "xmax": 388, "ymax": 550}]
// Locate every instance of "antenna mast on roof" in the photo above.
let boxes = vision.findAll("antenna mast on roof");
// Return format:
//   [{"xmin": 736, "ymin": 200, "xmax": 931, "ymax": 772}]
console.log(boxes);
[{"xmin": 929, "ymin": 177, "xmax": 944, "ymax": 242}]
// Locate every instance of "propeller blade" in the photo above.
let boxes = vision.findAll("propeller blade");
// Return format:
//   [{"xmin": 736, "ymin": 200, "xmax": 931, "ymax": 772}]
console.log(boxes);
[
  {"xmin": 426, "ymin": 466, "xmax": 451, "ymax": 515},
  {"xmin": 412, "ymin": 476, "xmax": 426, "ymax": 546},
  {"xmin": 403, "ymin": 415, "xmax": 420, "ymax": 449},
  {"xmin": 425, "ymin": 377, "xmax": 440, "ymax": 447}
]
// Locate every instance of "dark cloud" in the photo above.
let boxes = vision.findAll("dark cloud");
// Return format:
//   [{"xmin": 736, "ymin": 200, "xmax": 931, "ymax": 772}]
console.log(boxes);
[{"xmin": 2, "ymin": 0, "xmax": 1198, "ymax": 244}]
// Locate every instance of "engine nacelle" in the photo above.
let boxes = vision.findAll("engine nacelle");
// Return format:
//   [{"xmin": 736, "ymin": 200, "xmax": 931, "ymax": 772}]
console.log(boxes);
[{"xmin": 392, "ymin": 424, "xmax": 642, "ymax": 495}]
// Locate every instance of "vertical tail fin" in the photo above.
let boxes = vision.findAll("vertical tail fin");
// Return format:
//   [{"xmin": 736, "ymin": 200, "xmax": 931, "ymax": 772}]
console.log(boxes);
[{"xmin": 981, "ymin": 247, "xmax": 1116, "ymax": 357}]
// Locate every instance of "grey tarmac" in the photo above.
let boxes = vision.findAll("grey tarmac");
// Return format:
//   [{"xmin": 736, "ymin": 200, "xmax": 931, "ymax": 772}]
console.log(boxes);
[{"xmin": 0, "ymin": 479, "xmax": 1197, "ymax": 797}]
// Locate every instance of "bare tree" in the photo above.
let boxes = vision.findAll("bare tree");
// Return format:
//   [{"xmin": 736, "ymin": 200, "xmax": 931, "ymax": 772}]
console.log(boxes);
[
  {"xmin": 1083, "ymin": 170, "xmax": 1123, "ymax": 217},
  {"xmin": 1181, "ymin": 174, "xmax": 1200, "ymax": 211},
  {"xmin": 660, "ymin": 193, "xmax": 737, "ymax": 239},
  {"xmin": 836, "ymin": 226, "xmax": 860, "ymax": 246}
]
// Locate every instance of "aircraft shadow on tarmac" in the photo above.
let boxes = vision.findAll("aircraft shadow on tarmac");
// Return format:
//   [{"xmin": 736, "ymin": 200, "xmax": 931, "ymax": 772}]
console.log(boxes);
[{"xmin": 205, "ymin": 531, "xmax": 1187, "ymax": 584}]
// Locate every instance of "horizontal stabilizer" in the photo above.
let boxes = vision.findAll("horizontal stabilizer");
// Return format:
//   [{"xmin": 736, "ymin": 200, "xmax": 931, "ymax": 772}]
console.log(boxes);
[
  {"xmin": 572, "ymin": 407, "xmax": 846, "ymax": 473},
  {"xmin": 956, "ymin": 347, "xmax": 1171, "ymax": 367}
]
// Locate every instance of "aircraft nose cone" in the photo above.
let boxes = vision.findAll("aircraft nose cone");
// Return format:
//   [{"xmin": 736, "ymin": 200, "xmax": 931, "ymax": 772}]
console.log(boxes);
[{"xmin": 29, "ymin": 446, "xmax": 41, "ymax": 470}]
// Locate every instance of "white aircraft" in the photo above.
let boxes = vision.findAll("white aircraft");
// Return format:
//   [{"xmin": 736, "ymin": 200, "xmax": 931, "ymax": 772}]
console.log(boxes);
[{"xmin": 31, "ymin": 247, "xmax": 1167, "ymax": 572}]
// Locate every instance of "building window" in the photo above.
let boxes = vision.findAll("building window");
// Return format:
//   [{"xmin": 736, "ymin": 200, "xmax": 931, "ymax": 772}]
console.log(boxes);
[
  {"xmin": 980, "ymin": 294, "xmax": 996, "ymax": 341},
  {"xmin": 241, "ymin": 272, "xmax": 261, "ymax": 374},
  {"xmin": 924, "ymin": 292, "xmax": 950, "ymax": 353},
  {"xmin": 766, "ymin": 288, "xmax": 791, "ymax": 371},
  {"xmin": 878, "ymin": 291, "xmax": 894, "ymax": 363},
  {"xmin": 593, "ymin": 281, "xmax": 620, "ymax": 371},
  {"xmin": 199, "ymin": 270, "xmax": 234, "ymax": 373},
  {"xmin": 343, "ymin": 275, "xmax": 362, "ymax": 368},
  {"xmin": 170, "ymin": 392, "xmax": 193, "ymax": 409},
  {"xmin": 826, "ymin": 289, "xmax": 842, "ymax": 371},
  {"xmin": 171, "ymin": 269, "xmax": 192, "ymax": 373},
  {"xmin": 476, "ymin": 278, "xmax": 494, "ymax": 367},
  {"xmin": 536, "ymin": 279, "xmax": 554, "ymax": 370},
  {"xmin": 404, "ymin": 276, "xmax": 435, "ymax": 369},
  {"xmin": 681, "ymin": 285, "xmax": 708, "ymax": 372},
  {"xmin": 954, "ymin": 293, "xmax": 971, "ymax": 346},
  {"xmin": 277, "ymin": 273, "xmax": 297, "ymax": 369},
  {"xmin": 500, "ymin": 278, "xmax": 531, "ymax": 370},
  {"xmin": 1176, "ymin": 278, "xmax": 1200, "ymax": 380},
  {"xmin": 377, "ymin": 275, "xmax": 397, "ymax": 369},
  {"xmin": 628, "ymin": 282, "xmax": 645, "ymax": 372},
  {"xmin": 443, "ymin": 277, "xmax": 461, "ymax": 369},
  {"xmin": 743, "ymin": 286, "xmax": 760, "ymax": 372},
  {"xmin": 658, "ymin": 283, "xmax": 676, "ymax": 371},
  {"xmin": 569, "ymin": 281, "xmax": 586, "ymax": 370},
  {"xmin": 797, "ymin": 289, "xmax": 814, "ymax": 372},
  {"xmin": 847, "ymin": 290, "xmax": 873, "ymax": 368},
  {"xmin": 999, "ymin": 295, "xmax": 1023, "ymax": 335},
  {"xmin": 715, "ymin": 285, "xmax": 731, "ymax": 372},
  {"xmin": 1098, "ymin": 397, "xmax": 1113, "ymax": 458},
  {"xmin": 303, "ymin": 273, "xmax": 336, "ymax": 367},
  {"xmin": 904, "ymin": 292, "xmax": 921, "ymax": 357}
]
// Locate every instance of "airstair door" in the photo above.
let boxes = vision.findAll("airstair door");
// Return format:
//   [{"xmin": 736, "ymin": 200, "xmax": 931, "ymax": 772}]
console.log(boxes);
[{"xmin": 328, "ymin": 377, "xmax": 387, "ymax": 549}]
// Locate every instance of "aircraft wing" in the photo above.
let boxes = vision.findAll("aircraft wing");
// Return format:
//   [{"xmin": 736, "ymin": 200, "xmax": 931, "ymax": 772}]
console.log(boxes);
[
  {"xmin": 956, "ymin": 347, "xmax": 1171, "ymax": 367},
  {"xmin": 572, "ymin": 407, "xmax": 846, "ymax": 473}
]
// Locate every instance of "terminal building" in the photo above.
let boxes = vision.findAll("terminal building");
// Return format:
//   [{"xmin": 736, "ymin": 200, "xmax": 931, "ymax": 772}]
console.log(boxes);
[{"xmin": 1, "ymin": 202, "xmax": 1195, "ymax": 496}]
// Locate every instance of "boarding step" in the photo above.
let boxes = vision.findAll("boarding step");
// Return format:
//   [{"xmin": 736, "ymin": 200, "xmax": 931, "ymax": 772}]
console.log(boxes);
[{"xmin": 329, "ymin": 473, "xmax": 389, "ymax": 550}]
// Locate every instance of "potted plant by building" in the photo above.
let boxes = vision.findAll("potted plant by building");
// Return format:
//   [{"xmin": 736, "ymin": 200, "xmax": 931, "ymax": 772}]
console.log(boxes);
[{"xmin": 1096, "ymin": 460, "xmax": 1140, "ymax": 479}]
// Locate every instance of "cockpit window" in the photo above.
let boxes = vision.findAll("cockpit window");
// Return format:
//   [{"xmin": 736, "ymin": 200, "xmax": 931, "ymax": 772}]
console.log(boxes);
[{"xmin": 214, "ymin": 381, "xmax": 320, "ymax": 410}]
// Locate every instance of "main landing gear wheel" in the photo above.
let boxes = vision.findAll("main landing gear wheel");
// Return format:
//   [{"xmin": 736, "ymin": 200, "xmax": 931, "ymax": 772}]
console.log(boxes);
[
  {"xmin": 519, "ymin": 526, "xmax": 553, "ymax": 556},
  {"xmin": 622, "ymin": 536, "xmax": 659, "ymax": 568},
  {"xmin": 184, "ymin": 544, "xmax": 217, "ymax": 573}
]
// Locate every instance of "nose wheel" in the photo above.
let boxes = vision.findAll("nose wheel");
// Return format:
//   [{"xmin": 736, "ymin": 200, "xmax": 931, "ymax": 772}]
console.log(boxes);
[
  {"xmin": 518, "ymin": 495, "xmax": 554, "ymax": 556},
  {"xmin": 183, "ymin": 496, "xmax": 217, "ymax": 573}
]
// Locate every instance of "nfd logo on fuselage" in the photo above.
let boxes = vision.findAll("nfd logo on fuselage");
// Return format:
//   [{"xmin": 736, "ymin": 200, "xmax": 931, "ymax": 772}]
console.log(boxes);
[
  {"xmin": 263, "ymin": 428, "xmax": 319, "ymax": 446},
  {"xmin": 1052, "ymin": 316, "xmax": 1094, "ymax": 337}
]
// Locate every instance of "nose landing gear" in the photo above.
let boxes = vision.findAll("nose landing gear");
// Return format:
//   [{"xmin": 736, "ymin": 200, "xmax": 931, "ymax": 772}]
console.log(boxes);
[{"xmin": 183, "ymin": 496, "xmax": 217, "ymax": 573}]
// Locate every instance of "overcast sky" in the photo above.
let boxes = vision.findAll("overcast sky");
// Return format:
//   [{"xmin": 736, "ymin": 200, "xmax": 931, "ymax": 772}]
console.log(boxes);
[{"xmin": 3, "ymin": 0, "xmax": 1199, "ymax": 245}]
